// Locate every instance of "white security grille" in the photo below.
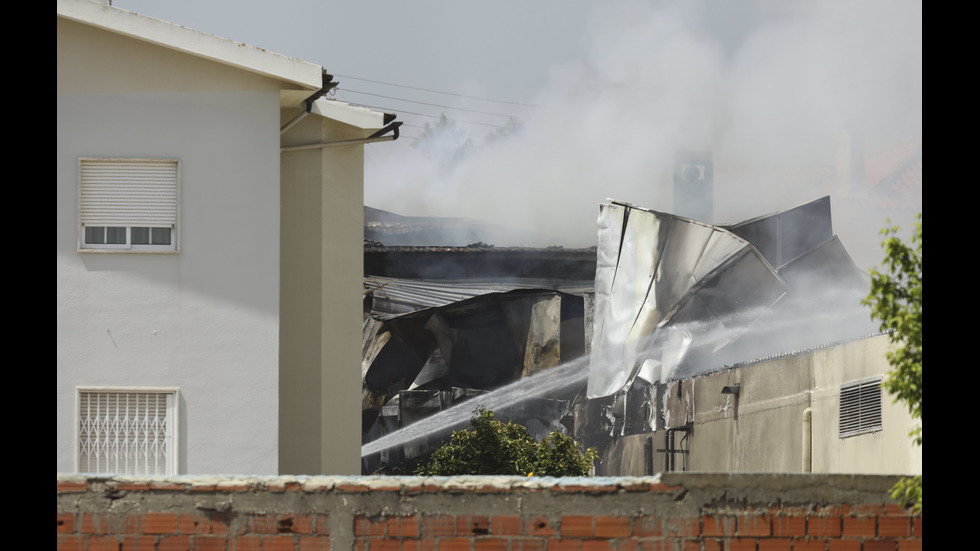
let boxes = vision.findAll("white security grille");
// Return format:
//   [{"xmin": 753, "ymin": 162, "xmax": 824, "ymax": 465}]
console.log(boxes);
[
  {"xmin": 77, "ymin": 390, "xmax": 176, "ymax": 475},
  {"xmin": 839, "ymin": 377, "xmax": 883, "ymax": 438},
  {"xmin": 80, "ymin": 159, "xmax": 179, "ymax": 227}
]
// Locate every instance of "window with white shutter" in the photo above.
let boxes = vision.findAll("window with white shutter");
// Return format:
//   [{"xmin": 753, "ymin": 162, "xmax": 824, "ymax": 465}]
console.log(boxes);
[
  {"xmin": 77, "ymin": 389, "xmax": 178, "ymax": 475},
  {"xmin": 838, "ymin": 376, "xmax": 883, "ymax": 438},
  {"xmin": 79, "ymin": 158, "xmax": 179, "ymax": 252}
]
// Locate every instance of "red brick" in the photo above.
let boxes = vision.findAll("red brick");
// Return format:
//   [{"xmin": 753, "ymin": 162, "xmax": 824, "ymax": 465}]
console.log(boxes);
[
  {"xmin": 528, "ymin": 516, "xmax": 557, "ymax": 537},
  {"xmin": 151, "ymin": 482, "xmax": 186, "ymax": 491},
  {"xmin": 246, "ymin": 514, "xmax": 281, "ymax": 534},
  {"xmin": 702, "ymin": 516, "xmax": 735, "ymax": 537},
  {"xmin": 209, "ymin": 513, "xmax": 243, "ymax": 535},
  {"xmin": 847, "ymin": 504, "xmax": 883, "ymax": 516},
  {"xmin": 491, "ymin": 515, "xmax": 522, "ymax": 536},
  {"xmin": 439, "ymin": 537, "xmax": 473, "ymax": 551},
  {"xmin": 370, "ymin": 540, "xmax": 403, "ymax": 551},
  {"xmin": 58, "ymin": 480, "xmax": 88, "ymax": 492},
  {"xmin": 897, "ymin": 542, "xmax": 922, "ymax": 551},
  {"xmin": 561, "ymin": 516, "xmax": 594, "ymax": 538},
  {"xmin": 634, "ymin": 538, "xmax": 669, "ymax": 551},
  {"xmin": 791, "ymin": 540, "xmax": 828, "ymax": 551},
  {"xmin": 179, "ymin": 514, "xmax": 210, "ymax": 534},
  {"xmin": 632, "ymin": 516, "xmax": 661, "ymax": 537},
  {"xmin": 318, "ymin": 516, "xmax": 332, "ymax": 536},
  {"xmin": 580, "ymin": 539, "xmax": 613, "ymax": 551},
  {"xmin": 512, "ymin": 538, "xmax": 546, "ymax": 551},
  {"xmin": 158, "ymin": 535, "xmax": 192, "ymax": 551},
  {"xmin": 863, "ymin": 541, "xmax": 898, "ymax": 551},
  {"xmin": 729, "ymin": 538, "xmax": 757, "ymax": 551},
  {"xmin": 546, "ymin": 539, "xmax": 580, "ymax": 551},
  {"xmin": 773, "ymin": 515, "xmax": 805, "ymax": 537},
  {"xmin": 827, "ymin": 541, "xmax": 860, "ymax": 551},
  {"xmin": 118, "ymin": 535, "xmax": 157, "ymax": 549},
  {"xmin": 116, "ymin": 482, "xmax": 151, "ymax": 491},
  {"xmin": 390, "ymin": 516, "xmax": 420, "ymax": 538},
  {"xmin": 457, "ymin": 516, "xmax": 491, "ymax": 535},
  {"xmin": 145, "ymin": 512, "xmax": 179, "ymax": 534},
  {"xmin": 662, "ymin": 517, "xmax": 699, "ymax": 538},
  {"xmin": 758, "ymin": 539, "xmax": 792, "ymax": 551},
  {"xmin": 424, "ymin": 515, "xmax": 456, "ymax": 537},
  {"xmin": 192, "ymin": 535, "xmax": 228, "ymax": 551},
  {"xmin": 739, "ymin": 514, "xmax": 772, "ymax": 537},
  {"xmin": 298, "ymin": 536, "xmax": 331, "ymax": 551},
  {"xmin": 475, "ymin": 538, "xmax": 509, "ymax": 551},
  {"xmin": 878, "ymin": 516, "xmax": 910, "ymax": 538},
  {"xmin": 698, "ymin": 540, "xmax": 722, "ymax": 551},
  {"xmin": 57, "ymin": 536, "xmax": 83, "ymax": 551},
  {"xmin": 911, "ymin": 517, "xmax": 921, "ymax": 537},
  {"xmin": 336, "ymin": 484, "xmax": 370, "ymax": 492},
  {"xmin": 279, "ymin": 514, "xmax": 316, "ymax": 535},
  {"xmin": 356, "ymin": 516, "xmax": 388, "ymax": 537},
  {"xmin": 81, "ymin": 513, "xmax": 108, "ymax": 535},
  {"xmin": 58, "ymin": 513, "xmax": 74, "ymax": 534},
  {"xmin": 808, "ymin": 516, "xmax": 842, "ymax": 538},
  {"xmin": 232, "ymin": 535, "xmax": 263, "ymax": 551},
  {"xmin": 87, "ymin": 536, "xmax": 119, "ymax": 551},
  {"xmin": 594, "ymin": 516, "xmax": 630, "ymax": 538},
  {"xmin": 264, "ymin": 535, "xmax": 300, "ymax": 551},
  {"xmin": 841, "ymin": 516, "xmax": 876, "ymax": 538}
]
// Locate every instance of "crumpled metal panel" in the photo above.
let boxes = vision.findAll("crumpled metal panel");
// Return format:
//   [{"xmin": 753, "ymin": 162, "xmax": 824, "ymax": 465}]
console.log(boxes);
[{"xmin": 587, "ymin": 201, "xmax": 787, "ymax": 397}]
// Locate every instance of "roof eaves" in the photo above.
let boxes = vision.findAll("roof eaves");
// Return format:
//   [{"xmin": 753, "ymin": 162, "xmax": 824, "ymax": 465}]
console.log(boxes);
[
  {"xmin": 57, "ymin": 0, "xmax": 323, "ymax": 97},
  {"xmin": 308, "ymin": 97, "xmax": 391, "ymax": 130}
]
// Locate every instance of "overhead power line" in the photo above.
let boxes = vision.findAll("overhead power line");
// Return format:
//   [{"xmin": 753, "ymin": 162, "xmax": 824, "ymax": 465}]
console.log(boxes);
[
  {"xmin": 333, "ymin": 74, "xmax": 539, "ymax": 108},
  {"xmin": 340, "ymin": 88, "xmax": 528, "ymax": 120}
]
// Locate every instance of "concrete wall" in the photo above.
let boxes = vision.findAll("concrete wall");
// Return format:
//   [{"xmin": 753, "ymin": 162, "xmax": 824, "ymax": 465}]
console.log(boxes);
[
  {"xmin": 587, "ymin": 335, "xmax": 921, "ymax": 476},
  {"xmin": 279, "ymin": 108, "xmax": 367, "ymax": 476},
  {"xmin": 57, "ymin": 474, "xmax": 922, "ymax": 550},
  {"xmin": 57, "ymin": 18, "xmax": 282, "ymax": 474}
]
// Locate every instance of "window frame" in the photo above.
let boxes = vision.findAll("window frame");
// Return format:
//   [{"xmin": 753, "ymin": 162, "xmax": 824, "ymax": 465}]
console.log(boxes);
[
  {"xmin": 75, "ymin": 387, "xmax": 180, "ymax": 475},
  {"xmin": 77, "ymin": 157, "xmax": 181, "ymax": 253}
]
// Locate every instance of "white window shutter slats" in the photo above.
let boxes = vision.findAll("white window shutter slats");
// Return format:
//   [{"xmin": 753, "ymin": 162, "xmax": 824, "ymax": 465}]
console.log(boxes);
[{"xmin": 80, "ymin": 159, "xmax": 178, "ymax": 227}]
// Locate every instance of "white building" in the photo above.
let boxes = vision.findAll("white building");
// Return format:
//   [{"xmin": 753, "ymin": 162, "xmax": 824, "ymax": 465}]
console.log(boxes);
[{"xmin": 57, "ymin": 0, "xmax": 399, "ymax": 475}]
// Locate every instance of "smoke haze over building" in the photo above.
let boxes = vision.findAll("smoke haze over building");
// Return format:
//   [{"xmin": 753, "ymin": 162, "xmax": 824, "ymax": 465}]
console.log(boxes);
[{"xmin": 363, "ymin": 0, "xmax": 921, "ymax": 271}]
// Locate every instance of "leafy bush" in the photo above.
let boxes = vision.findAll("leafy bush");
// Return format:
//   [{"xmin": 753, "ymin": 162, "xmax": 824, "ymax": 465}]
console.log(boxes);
[{"xmin": 415, "ymin": 407, "xmax": 598, "ymax": 476}]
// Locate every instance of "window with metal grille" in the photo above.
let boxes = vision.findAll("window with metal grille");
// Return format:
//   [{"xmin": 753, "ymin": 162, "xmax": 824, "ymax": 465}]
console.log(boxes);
[
  {"xmin": 79, "ymin": 158, "xmax": 179, "ymax": 252},
  {"xmin": 77, "ymin": 389, "xmax": 178, "ymax": 475},
  {"xmin": 838, "ymin": 377, "xmax": 882, "ymax": 438}
]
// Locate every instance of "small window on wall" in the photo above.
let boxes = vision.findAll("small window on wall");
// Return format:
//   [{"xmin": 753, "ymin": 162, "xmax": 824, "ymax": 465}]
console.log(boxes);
[
  {"xmin": 78, "ymin": 158, "xmax": 179, "ymax": 252},
  {"xmin": 77, "ymin": 388, "xmax": 178, "ymax": 475},
  {"xmin": 839, "ymin": 376, "xmax": 883, "ymax": 438}
]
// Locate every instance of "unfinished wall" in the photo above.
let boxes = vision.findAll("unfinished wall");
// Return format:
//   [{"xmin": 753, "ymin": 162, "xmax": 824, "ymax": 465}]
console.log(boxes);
[{"xmin": 57, "ymin": 474, "xmax": 921, "ymax": 550}]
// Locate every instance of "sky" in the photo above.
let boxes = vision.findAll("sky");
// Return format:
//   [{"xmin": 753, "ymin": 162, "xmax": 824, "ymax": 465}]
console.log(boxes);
[{"xmin": 113, "ymin": 0, "xmax": 922, "ymax": 269}]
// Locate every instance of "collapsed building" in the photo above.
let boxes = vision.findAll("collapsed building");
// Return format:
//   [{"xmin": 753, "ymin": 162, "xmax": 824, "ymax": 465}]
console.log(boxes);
[{"xmin": 360, "ymin": 196, "xmax": 919, "ymax": 476}]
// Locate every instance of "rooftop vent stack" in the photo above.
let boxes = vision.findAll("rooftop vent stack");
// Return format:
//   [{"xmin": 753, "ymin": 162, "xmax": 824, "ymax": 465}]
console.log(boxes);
[
  {"xmin": 673, "ymin": 151, "xmax": 713, "ymax": 223},
  {"xmin": 836, "ymin": 126, "xmax": 866, "ymax": 199}
]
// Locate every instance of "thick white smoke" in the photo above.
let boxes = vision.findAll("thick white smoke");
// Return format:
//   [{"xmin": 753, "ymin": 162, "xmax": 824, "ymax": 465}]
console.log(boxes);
[{"xmin": 364, "ymin": 0, "xmax": 921, "ymax": 269}]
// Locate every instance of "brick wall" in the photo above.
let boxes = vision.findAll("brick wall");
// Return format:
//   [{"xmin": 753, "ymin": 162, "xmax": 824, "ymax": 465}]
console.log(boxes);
[{"xmin": 57, "ymin": 474, "xmax": 921, "ymax": 551}]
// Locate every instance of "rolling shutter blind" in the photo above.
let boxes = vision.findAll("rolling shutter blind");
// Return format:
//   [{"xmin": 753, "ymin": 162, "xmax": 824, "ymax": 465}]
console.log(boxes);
[
  {"xmin": 77, "ymin": 390, "xmax": 176, "ymax": 475},
  {"xmin": 80, "ymin": 159, "xmax": 178, "ymax": 227},
  {"xmin": 839, "ymin": 377, "xmax": 882, "ymax": 438}
]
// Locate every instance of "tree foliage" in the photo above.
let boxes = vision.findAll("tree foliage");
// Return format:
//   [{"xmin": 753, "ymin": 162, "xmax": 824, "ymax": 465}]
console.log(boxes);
[
  {"xmin": 415, "ymin": 407, "xmax": 598, "ymax": 477},
  {"xmin": 862, "ymin": 213, "xmax": 921, "ymax": 512}
]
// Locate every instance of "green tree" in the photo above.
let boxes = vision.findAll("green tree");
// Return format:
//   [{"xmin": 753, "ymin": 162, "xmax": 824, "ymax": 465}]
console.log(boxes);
[
  {"xmin": 415, "ymin": 407, "xmax": 598, "ymax": 476},
  {"xmin": 862, "ymin": 214, "xmax": 921, "ymax": 512}
]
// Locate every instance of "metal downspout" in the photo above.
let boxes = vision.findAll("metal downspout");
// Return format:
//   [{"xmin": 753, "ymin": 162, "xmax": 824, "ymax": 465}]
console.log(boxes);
[
  {"xmin": 280, "ymin": 70, "xmax": 339, "ymax": 135},
  {"xmin": 802, "ymin": 407, "xmax": 812, "ymax": 472}
]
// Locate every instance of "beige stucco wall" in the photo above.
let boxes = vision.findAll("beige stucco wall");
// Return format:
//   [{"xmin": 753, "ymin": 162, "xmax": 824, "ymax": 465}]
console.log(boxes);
[
  {"xmin": 599, "ymin": 335, "xmax": 920, "ymax": 476},
  {"xmin": 279, "ymin": 108, "xmax": 368, "ymax": 475},
  {"xmin": 57, "ymin": 17, "xmax": 283, "ymax": 474}
]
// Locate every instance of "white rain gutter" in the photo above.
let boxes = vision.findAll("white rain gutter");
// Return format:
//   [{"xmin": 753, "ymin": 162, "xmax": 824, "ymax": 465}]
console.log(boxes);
[{"xmin": 280, "ymin": 122, "xmax": 403, "ymax": 152}]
